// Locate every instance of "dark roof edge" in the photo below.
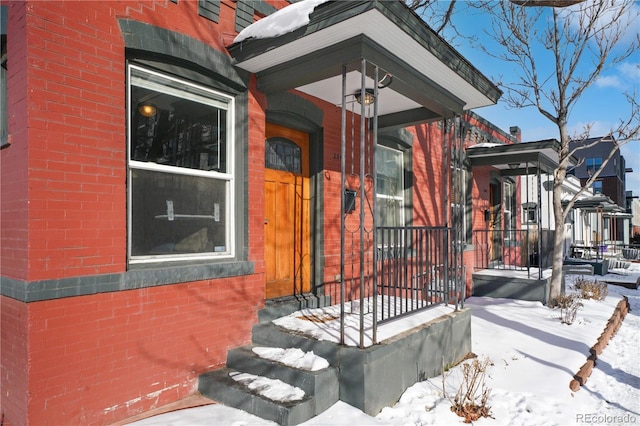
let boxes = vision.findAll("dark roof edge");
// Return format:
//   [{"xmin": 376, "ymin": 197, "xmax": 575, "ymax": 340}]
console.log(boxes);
[
  {"xmin": 228, "ymin": 0, "xmax": 502, "ymax": 103},
  {"xmin": 374, "ymin": 0, "xmax": 502, "ymax": 104},
  {"xmin": 465, "ymin": 110, "xmax": 517, "ymax": 143}
]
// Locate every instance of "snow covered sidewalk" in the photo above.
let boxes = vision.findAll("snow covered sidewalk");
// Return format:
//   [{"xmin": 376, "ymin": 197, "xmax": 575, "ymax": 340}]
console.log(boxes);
[{"xmin": 130, "ymin": 270, "xmax": 640, "ymax": 426}]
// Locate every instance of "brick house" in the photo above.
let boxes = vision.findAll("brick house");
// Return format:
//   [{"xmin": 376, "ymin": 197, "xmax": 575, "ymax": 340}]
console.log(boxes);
[{"xmin": 0, "ymin": 1, "xmax": 519, "ymax": 424}]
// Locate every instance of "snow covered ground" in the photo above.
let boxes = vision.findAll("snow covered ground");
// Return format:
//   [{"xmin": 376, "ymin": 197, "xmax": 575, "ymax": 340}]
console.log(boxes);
[{"xmin": 130, "ymin": 265, "xmax": 640, "ymax": 426}]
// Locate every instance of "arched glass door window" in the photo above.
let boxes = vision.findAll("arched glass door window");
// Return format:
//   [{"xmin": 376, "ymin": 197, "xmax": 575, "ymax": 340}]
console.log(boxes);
[{"xmin": 265, "ymin": 137, "xmax": 301, "ymax": 174}]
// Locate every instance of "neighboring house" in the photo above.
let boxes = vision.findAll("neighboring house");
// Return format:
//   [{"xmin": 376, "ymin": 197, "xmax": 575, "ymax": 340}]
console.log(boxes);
[
  {"xmin": 0, "ymin": 1, "xmax": 519, "ymax": 424},
  {"xmin": 569, "ymin": 136, "xmax": 629, "ymax": 242},
  {"xmin": 520, "ymin": 165, "xmax": 595, "ymax": 257}
]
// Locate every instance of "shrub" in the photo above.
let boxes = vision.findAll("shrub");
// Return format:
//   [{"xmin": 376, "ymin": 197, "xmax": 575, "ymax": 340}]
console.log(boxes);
[
  {"xmin": 442, "ymin": 356, "xmax": 493, "ymax": 423},
  {"xmin": 574, "ymin": 277, "xmax": 608, "ymax": 301},
  {"xmin": 549, "ymin": 293, "xmax": 583, "ymax": 325}
]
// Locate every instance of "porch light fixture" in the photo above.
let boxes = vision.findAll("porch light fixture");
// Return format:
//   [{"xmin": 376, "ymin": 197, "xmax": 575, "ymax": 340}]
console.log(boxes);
[
  {"xmin": 138, "ymin": 103, "xmax": 157, "ymax": 117},
  {"xmin": 508, "ymin": 162, "xmax": 520, "ymax": 170},
  {"xmin": 354, "ymin": 88, "xmax": 375, "ymax": 106}
]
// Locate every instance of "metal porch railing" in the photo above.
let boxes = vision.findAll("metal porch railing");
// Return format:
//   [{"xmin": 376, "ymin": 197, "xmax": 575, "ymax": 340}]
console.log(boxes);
[
  {"xmin": 474, "ymin": 229, "xmax": 538, "ymax": 278},
  {"xmin": 376, "ymin": 226, "xmax": 459, "ymax": 324}
]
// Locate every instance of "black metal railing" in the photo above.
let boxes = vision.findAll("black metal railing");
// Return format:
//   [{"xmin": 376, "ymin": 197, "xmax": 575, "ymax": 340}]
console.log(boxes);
[
  {"xmin": 376, "ymin": 226, "xmax": 459, "ymax": 323},
  {"xmin": 474, "ymin": 229, "xmax": 539, "ymax": 277}
]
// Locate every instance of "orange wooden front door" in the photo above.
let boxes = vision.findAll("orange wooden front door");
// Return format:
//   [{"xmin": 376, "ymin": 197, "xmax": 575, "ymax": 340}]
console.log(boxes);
[{"xmin": 264, "ymin": 123, "xmax": 311, "ymax": 299}]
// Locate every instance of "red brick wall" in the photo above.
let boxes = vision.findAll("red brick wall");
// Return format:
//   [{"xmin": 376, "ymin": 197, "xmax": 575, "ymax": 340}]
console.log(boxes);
[
  {"xmin": 1, "ymin": 1, "xmax": 269, "ymax": 425},
  {"xmin": 0, "ymin": 297, "xmax": 29, "ymax": 426},
  {"xmin": 21, "ymin": 1, "xmax": 126, "ymax": 281},
  {"xmin": 24, "ymin": 276, "xmax": 262, "ymax": 425},
  {"xmin": 4, "ymin": 0, "xmax": 269, "ymax": 282},
  {"xmin": 413, "ymin": 122, "xmax": 447, "ymax": 226},
  {"xmin": 0, "ymin": 2, "xmax": 29, "ymax": 281},
  {"xmin": 318, "ymin": 101, "xmax": 361, "ymax": 287}
]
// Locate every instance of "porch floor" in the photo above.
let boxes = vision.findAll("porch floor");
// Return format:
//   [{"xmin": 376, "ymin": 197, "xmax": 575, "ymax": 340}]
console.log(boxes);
[
  {"xmin": 271, "ymin": 297, "xmax": 457, "ymax": 347},
  {"xmin": 249, "ymin": 300, "xmax": 471, "ymax": 417},
  {"xmin": 474, "ymin": 267, "xmax": 552, "ymax": 279}
]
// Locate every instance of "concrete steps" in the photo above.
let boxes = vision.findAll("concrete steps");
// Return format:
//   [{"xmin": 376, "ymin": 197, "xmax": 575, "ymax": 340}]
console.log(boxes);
[
  {"xmin": 226, "ymin": 345, "xmax": 339, "ymax": 412},
  {"xmin": 198, "ymin": 367, "xmax": 317, "ymax": 426},
  {"xmin": 198, "ymin": 296, "xmax": 338, "ymax": 425}
]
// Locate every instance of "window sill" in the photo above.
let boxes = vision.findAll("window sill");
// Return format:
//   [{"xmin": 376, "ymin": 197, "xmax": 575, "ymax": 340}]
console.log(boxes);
[{"xmin": 125, "ymin": 259, "xmax": 254, "ymax": 288}]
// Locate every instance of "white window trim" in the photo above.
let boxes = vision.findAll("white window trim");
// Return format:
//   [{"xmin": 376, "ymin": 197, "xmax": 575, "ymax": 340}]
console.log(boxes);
[
  {"xmin": 127, "ymin": 64, "xmax": 235, "ymax": 264},
  {"xmin": 376, "ymin": 145, "xmax": 405, "ymax": 228}
]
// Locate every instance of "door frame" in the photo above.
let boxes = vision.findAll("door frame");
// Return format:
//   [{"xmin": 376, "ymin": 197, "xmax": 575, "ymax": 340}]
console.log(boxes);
[
  {"xmin": 264, "ymin": 122, "xmax": 311, "ymax": 299},
  {"xmin": 265, "ymin": 92, "xmax": 325, "ymax": 299}
]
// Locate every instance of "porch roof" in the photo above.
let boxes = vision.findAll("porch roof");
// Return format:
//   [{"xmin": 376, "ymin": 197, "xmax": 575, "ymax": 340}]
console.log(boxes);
[
  {"xmin": 466, "ymin": 139, "xmax": 577, "ymax": 176},
  {"xmin": 226, "ymin": 0, "xmax": 501, "ymax": 129},
  {"xmin": 563, "ymin": 194, "xmax": 625, "ymax": 213}
]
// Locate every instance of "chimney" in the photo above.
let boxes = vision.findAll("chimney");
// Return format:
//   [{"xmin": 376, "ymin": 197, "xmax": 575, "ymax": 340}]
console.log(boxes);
[{"xmin": 509, "ymin": 126, "xmax": 521, "ymax": 143}]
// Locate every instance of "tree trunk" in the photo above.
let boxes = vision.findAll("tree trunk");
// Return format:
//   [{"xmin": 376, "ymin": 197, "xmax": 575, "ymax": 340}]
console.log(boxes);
[
  {"xmin": 549, "ymin": 182, "xmax": 566, "ymax": 302},
  {"xmin": 549, "ymin": 120, "xmax": 570, "ymax": 302}
]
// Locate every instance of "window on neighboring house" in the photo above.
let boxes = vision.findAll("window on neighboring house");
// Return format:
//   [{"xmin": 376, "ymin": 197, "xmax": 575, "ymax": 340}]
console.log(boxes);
[
  {"xmin": 198, "ymin": 0, "xmax": 220, "ymax": 22},
  {"xmin": 376, "ymin": 145, "xmax": 404, "ymax": 229},
  {"xmin": 1, "ymin": 5, "xmax": 7, "ymax": 147},
  {"xmin": 566, "ymin": 208, "xmax": 574, "ymax": 225},
  {"xmin": 592, "ymin": 180, "xmax": 603, "ymax": 194},
  {"xmin": 586, "ymin": 157, "xmax": 602, "ymax": 174},
  {"xmin": 127, "ymin": 64, "xmax": 234, "ymax": 263},
  {"xmin": 503, "ymin": 179, "xmax": 517, "ymax": 239},
  {"xmin": 450, "ymin": 149, "xmax": 471, "ymax": 246},
  {"xmin": 523, "ymin": 204, "xmax": 537, "ymax": 223}
]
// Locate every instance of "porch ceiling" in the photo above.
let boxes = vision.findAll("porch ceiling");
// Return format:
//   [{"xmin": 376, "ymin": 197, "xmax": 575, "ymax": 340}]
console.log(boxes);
[
  {"xmin": 466, "ymin": 139, "xmax": 577, "ymax": 176},
  {"xmin": 226, "ymin": 0, "xmax": 501, "ymax": 128}
]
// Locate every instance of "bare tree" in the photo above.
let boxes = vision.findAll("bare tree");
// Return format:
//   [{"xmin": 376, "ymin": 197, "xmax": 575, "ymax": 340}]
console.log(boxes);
[
  {"xmin": 482, "ymin": 0, "xmax": 640, "ymax": 300},
  {"xmin": 407, "ymin": 0, "xmax": 477, "ymax": 44},
  {"xmin": 407, "ymin": 0, "xmax": 458, "ymax": 34}
]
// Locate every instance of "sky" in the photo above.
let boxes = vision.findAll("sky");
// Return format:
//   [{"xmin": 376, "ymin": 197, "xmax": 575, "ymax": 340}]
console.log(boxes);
[
  {"xmin": 233, "ymin": 0, "xmax": 640, "ymax": 197},
  {"xmin": 129, "ymin": 265, "xmax": 640, "ymax": 426},
  {"xmin": 433, "ymin": 0, "xmax": 640, "ymax": 195}
]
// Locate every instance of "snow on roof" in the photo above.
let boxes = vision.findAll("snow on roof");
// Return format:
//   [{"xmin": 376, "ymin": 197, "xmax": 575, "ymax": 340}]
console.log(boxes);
[
  {"xmin": 467, "ymin": 142, "xmax": 503, "ymax": 148},
  {"xmin": 234, "ymin": 0, "xmax": 331, "ymax": 43}
]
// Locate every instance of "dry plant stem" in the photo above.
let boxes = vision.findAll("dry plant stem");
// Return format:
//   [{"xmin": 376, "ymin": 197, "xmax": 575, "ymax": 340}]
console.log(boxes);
[{"xmin": 443, "ymin": 356, "xmax": 493, "ymax": 423}]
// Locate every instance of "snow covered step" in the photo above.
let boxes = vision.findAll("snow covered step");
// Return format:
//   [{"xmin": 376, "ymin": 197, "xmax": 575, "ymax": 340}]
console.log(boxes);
[
  {"xmin": 198, "ymin": 367, "xmax": 317, "ymax": 426},
  {"xmin": 252, "ymin": 321, "xmax": 340, "ymax": 365},
  {"xmin": 226, "ymin": 345, "xmax": 339, "ymax": 413}
]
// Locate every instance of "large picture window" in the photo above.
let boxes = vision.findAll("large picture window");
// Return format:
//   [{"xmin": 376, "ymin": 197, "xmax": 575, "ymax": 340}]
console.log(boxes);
[{"xmin": 128, "ymin": 65, "xmax": 234, "ymax": 262}]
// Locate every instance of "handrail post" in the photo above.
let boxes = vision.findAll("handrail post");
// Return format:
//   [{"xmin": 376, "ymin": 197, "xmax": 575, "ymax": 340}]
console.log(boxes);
[{"xmin": 339, "ymin": 65, "xmax": 346, "ymax": 345}]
